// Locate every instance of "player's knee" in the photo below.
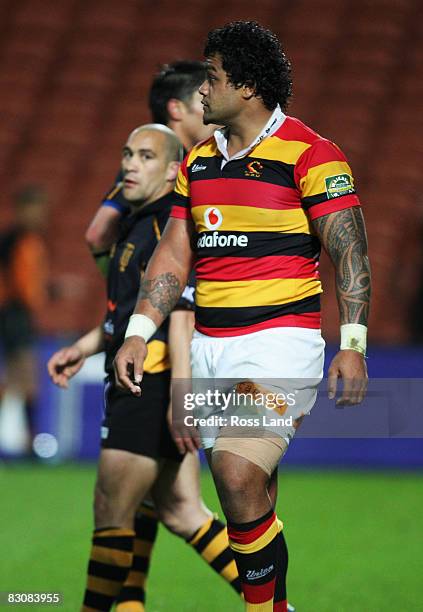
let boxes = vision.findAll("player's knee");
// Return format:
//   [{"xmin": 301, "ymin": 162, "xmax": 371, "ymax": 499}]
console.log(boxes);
[
  {"xmin": 93, "ymin": 480, "xmax": 129, "ymax": 527},
  {"xmin": 211, "ymin": 451, "xmax": 268, "ymax": 505},
  {"xmin": 214, "ymin": 466, "xmax": 252, "ymax": 500}
]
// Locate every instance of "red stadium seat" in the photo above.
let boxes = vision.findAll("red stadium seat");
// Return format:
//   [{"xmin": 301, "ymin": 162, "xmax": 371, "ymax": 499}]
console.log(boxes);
[
  {"xmin": 0, "ymin": 0, "xmax": 420, "ymax": 338},
  {"xmin": 12, "ymin": 0, "xmax": 76, "ymax": 27}
]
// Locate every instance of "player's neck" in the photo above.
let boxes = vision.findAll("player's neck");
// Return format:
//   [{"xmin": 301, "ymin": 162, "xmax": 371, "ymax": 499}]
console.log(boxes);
[
  {"xmin": 226, "ymin": 105, "xmax": 274, "ymax": 157},
  {"xmin": 168, "ymin": 123, "xmax": 191, "ymax": 152},
  {"xmin": 130, "ymin": 184, "xmax": 173, "ymax": 213}
]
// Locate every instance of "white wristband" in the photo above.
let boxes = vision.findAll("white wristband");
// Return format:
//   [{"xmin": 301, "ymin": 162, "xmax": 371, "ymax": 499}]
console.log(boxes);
[
  {"xmin": 340, "ymin": 324, "xmax": 367, "ymax": 355},
  {"xmin": 125, "ymin": 314, "xmax": 157, "ymax": 342}
]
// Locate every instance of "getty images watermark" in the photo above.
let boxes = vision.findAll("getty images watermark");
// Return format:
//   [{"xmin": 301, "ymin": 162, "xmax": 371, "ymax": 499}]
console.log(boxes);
[
  {"xmin": 182, "ymin": 388, "xmax": 297, "ymax": 429},
  {"xmin": 171, "ymin": 378, "xmax": 423, "ymax": 438}
]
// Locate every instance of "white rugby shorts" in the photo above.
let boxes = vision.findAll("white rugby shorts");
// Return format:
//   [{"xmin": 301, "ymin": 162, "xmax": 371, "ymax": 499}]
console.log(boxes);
[{"xmin": 190, "ymin": 327, "xmax": 325, "ymax": 448}]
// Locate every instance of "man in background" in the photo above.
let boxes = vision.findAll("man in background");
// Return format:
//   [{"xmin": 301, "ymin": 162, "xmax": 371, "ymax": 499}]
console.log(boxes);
[
  {"xmin": 49, "ymin": 124, "xmax": 243, "ymax": 611},
  {"xmin": 0, "ymin": 186, "xmax": 49, "ymax": 457},
  {"xmin": 86, "ymin": 61, "xmax": 213, "ymax": 273}
]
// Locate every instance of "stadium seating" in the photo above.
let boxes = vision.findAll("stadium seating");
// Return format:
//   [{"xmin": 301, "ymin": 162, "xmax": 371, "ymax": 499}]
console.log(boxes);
[{"xmin": 0, "ymin": 0, "xmax": 421, "ymax": 340}]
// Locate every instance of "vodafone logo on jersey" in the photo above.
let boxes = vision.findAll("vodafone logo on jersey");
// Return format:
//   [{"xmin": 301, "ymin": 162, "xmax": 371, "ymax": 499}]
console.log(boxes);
[{"xmin": 204, "ymin": 207, "xmax": 223, "ymax": 230}]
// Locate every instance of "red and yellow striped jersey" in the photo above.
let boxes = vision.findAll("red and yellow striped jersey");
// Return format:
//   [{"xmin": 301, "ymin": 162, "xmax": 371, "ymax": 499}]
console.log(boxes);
[{"xmin": 171, "ymin": 115, "xmax": 361, "ymax": 337}]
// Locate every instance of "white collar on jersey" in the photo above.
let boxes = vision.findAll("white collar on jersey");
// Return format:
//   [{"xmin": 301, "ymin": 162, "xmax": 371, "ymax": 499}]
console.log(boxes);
[{"xmin": 213, "ymin": 104, "xmax": 286, "ymax": 167}]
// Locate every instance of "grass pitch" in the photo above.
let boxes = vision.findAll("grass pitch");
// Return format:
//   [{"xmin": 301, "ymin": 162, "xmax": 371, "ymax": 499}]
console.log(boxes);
[{"xmin": 0, "ymin": 463, "xmax": 422, "ymax": 611}]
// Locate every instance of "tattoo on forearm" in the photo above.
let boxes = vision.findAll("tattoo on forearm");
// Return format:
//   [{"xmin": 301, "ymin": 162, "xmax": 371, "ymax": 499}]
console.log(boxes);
[
  {"xmin": 313, "ymin": 207, "xmax": 371, "ymax": 325},
  {"xmin": 139, "ymin": 272, "xmax": 182, "ymax": 318}
]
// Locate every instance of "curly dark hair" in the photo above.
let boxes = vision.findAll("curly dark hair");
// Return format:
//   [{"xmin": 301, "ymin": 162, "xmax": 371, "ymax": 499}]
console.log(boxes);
[{"xmin": 204, "ymin": 21, "xmax": 292, "ymax": 111}]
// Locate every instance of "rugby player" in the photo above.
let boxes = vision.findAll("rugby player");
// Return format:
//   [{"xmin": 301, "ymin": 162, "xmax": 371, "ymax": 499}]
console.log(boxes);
[
  {"xmin": 48, "ymin": 125, "xmax": 241, "ymax": 611},
  {"xmin": 114, "ymin": 21, "xmax": 371, "ymax": 612},
  {"xmin": 81, "ymin": 62, "xmax": 265, "ymax": 612},
  {"xmin": 86, "ymin": 60, "xmax": 294, "ymax": 612}
]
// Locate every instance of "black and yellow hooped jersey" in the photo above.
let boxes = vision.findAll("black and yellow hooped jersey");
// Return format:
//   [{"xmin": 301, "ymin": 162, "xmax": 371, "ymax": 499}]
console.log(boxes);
[
  {"xmin": 104, "ymin": 192, "xmax": 194, "ymax": 375},
  {"xmin": 171, "ymin": 115, "xmax": 361, "ymax": 337}
]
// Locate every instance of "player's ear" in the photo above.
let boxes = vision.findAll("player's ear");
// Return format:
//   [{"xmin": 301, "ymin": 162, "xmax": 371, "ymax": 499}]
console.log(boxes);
[
  {"xmin": 241, "ymin": 82, "xmax": 256, "ymax": 101},
  {"xmin": 166, "ymin": 161, "xmax": 180, "ymax": 182},
  {"xmin": 167, "ymin": 98, "xmax": 184, "ymax": 121}
]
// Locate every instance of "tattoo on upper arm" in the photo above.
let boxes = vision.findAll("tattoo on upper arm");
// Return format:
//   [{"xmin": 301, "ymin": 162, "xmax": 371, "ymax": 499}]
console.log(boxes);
[
  {"xmin": 139, "ymin": 272, "xmax": 182, "ymax": 319},
  {"xmin": 312, "ymin": 207, "xmax": 371, "ymax": 325}
]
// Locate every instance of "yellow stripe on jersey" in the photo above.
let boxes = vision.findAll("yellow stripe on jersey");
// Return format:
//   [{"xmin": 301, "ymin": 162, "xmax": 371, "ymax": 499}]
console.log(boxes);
[
  {"xmin": 152, "ymin": 217, "xmax": 161, "ymax": 241},
  {"xmin": 105, "ymin": 183, "xmax": 123, "ymax": 200},
  {"xmin": 192, "ymin": 205, "xmax": 312, "ymax": 234},
  {"xmin": 187, "ymin": 140, "xmax": 219, "ymax": 165},
  {"xmin": 175, "ymin": 167, "xmax": 189, "ymax": 198},
  {"xmin": 254, "ymin": 136, "xmax": 311, "ymax": 164},
  {"xmin": 144, "ymin": 340, "xmax": 170, "ymax": 373},
  {"xmin": 300, "ymin": 160, "xmax": 353, "ymax": 197},
  {"xmin": 196, "ymin": 277, "xmax": 322, "ymax": 308}
]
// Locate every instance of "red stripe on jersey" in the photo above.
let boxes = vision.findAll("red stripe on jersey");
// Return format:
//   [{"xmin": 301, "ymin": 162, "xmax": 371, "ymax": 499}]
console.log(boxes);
[
  {"xmin": 307, "ymin": 195, "xmax": 360, "ymax": 220},
  {"xmin": 242, "ymin": 579, "xmax": 276, "ymax": 604},
  {"xmin": 294, "ymin": 139, "xmax": 348, "ymax": 186},
  {"xmin": 196, "ymin": 312, "xmax": 321, "ymax": 336},
  {"xmin": 275, "ymin": 116, "xmax": 320, "ymax": 145},
  {"xmin": 190, "ymin": 179, "xmax": 300, "ymax": 210},
  {"xmin": 195, "ymin": 255, "xmax": 319, "ymax": 281},
  {"xmin": 170, "ymin": 205, "xmax": 190, "ymax": 219},
  {"xmin": 228, "ymin": 513, "xmax": 276, "ymax": 545}
]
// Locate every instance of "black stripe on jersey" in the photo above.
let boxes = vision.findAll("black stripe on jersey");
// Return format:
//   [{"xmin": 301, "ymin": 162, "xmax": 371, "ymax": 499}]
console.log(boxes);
[
  {"xmin": 195, "ymin": 294, "xmax": 321, "ymax": 329},
  {"xmin": 172, "ymin": 191, "xmax": 189, "ymax": 207},
  {"xmin": 87, "ymin": 560, "xmax": 130, "ymax": 582},
  {"xmin": 189, "ymin": 156, "xmax": 296, "ymax": 189},
  {"xmin": 195, "ymin": 232, "xmax": 321, "ymax": 259},
  {"xmin": 302, "ymin": 190, "xmax": 356, "ymax": 210}
]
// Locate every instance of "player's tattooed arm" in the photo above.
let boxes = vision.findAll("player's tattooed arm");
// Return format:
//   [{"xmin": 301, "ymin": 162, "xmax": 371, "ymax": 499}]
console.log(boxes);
[
  {"xmin": 138, "ymin": 272, "xmax": 182, "ymax": 319},
  {"xmin": 312, "ymin": 207, "xmax": 371, "ymax": 325}
]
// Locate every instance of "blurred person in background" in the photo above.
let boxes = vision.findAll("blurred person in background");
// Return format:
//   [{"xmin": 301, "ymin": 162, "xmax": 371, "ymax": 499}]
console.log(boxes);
[
  {"xmin": 86, "ymin": 60, "xmax": 214, "ymax": 277},
  {"xmin": 48, "ymin": 125, "xmax": 243, "ymax": 612},
  {"xmin": 0, "ymin": 185, "xmax": 49, "ymax": 458}
]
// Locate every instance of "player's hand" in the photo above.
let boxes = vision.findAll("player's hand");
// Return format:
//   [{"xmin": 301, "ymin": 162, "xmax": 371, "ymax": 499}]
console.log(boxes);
[
  {"xmin": 47, "ymin": 346, "xmax": 85, "ymax": 389},
  {"xmin": 327, "ymin": 349, "xmax": 368, "ymax": 406},
  {"xmin": 113, "ymin": 336, "xmax": 148, "ymax": 395},
  {"xmin": 167, "ymin": 401, "xmax": 201, "ymax": 454}
]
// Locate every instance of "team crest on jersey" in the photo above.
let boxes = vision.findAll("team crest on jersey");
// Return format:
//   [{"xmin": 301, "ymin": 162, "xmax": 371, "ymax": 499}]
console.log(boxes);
[
  {"xmin": 204, "ymin": 207, "xmax": 223, "ymax": 230},
  {"xmin": 119, "ymin": 242, "xmax": 135, "ymax": 272},
  {"xmin": 245, "ymin": 160, "xmax": 263, "ymax": 177},
  {"xmin": 325, "ymin": 174, "xmax": 354, "ymax": 199}
]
